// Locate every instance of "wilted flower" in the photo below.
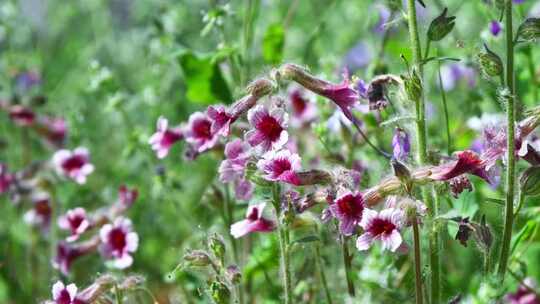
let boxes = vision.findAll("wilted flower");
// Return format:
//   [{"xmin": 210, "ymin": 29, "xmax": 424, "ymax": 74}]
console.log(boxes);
[
  {"xmin": 330, "ymin": 189, "xmax": 365, "ymax": 236},
  {"xmin": 148, "ymin": 116, "xmax": 183, "ymax": 158},
  {"xmin": 23, "ymin": 193, "xmax": 52, "ymax": 229},
  {"xmin": 51, "ymin": 281, "xmax": 85, "ymax": 304},
  {"xmin": 52, "ymin": 147, "xmax": 94, "ymax": 184},
  {"xmin": 58, "ymin": 208, "xmax": 90, "ymax": 242},
  {"xmin": 430, "ymin": 150, "xmax": 491, "ymax": 183},
  {"xmin": 9, "ymin": 105, "xmax": 35, "ymax": 126},
  {"xmin": 184, "ymin": 112, "xmax": 220, "ymax": 153},
  {"xmin": 449, "ymin": 175, "xmax": 473, "ymax": 198},
  {"xmin": 245, "ymin": 105, "xmax": 289, "ymax": 152},
  {"xmin": 452, "ymin": 217, "xmax": 472, "ymax": 247},
  {"xmin": 257, "ymin": 149, "xmax": 302, "ymax": 185},
  {"xmin": 392, "ymin": 127, "xmax": 410, "ymax": 161},
  {"xmin": 356, "ymin": 208, "xmax": 404, "ymax": 252},
  {"xmin": 99, "ymin": 217, "xmax": 139, "ymax": 269},
  {"xmin": 289, "ymin": 89, "xmax": 318, "ymax": 127},
  {"xmin": 118, "ymin": 185, "xmax": 138, "ymax": 207},
  {"xmin": 207, "ymin": 104, "xmax": 233, "ymax": 137},
  {"xmin": 53, "ymin": 239, "xmax": 98, "ymax": 275},
  {"xmin": 230, "ymin": 203, "xmax": 275, "ymax": 238}
]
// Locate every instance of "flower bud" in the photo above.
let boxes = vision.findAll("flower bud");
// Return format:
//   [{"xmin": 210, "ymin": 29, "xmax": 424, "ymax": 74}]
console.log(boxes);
[
  {"xmin": 402, "ymin": 68, "xmax": 422, "ymax": 101},
  {"xmin": 391, "ymin": 158, "xmax": 413, "ymax": 194},
  {"xmin": 246, "ymin": 78, "xmax": 275, "ymax": 98},
  {"xmin": 208, "ymin": 233, "xmax": 226, "ymax": 263},
  {"xmin": 517, "ymin": 18, "xmax": 540, "ymax": 43},
  {"xmin": 183, "ymin": 250, "xmax": 212, "ymax": 267},
  {"xmin": 209, "ymin": 280, "xmax": 231, "ymax": 304},
  {"xmin": 476, "ymin": 44, "xmax": 503, "ymax": 77},
  {"xmin": 428, "ymin": 8, "xmax": 456, "ymax": 42},
  {"xmin": 471, "ymin": 215, "xmax": 493, "ymax": 253},
  {"xmin": 295, "ymin": 170, "xmax": 333, "ymax": 186},
  {"xmin": 226, "ymin": 265, "xmax": 242, "ymax": 284},
  {"xmin": 520, "ymin": 166, "xmax": 540, "ymax": 196}
]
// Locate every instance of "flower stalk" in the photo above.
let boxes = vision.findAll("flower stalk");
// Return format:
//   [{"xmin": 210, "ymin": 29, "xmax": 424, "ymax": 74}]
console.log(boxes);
[
  {"xmin": 272, "ymin": 183, "xmax": 293, "ymax": 304},
  {"xmin": 412, "ymin": 216, "xmax": 423, "ymax": 304},
  {"xmin": 498, "ymin": 0, "xmax": 517, "ymax": 281},
  {"xmin": 406, "ymin": 0, "xmax": 440, "ymax": 301}
]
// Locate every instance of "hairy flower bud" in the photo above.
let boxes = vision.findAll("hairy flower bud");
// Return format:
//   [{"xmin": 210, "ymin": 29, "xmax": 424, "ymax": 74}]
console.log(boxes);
[
  {"xmin": 295, "ymin": 170, "xmax": 333, "ymax": 186},
  {"xmin": 183, "ymin": 250, "xmax": 212, "ymax": 267},
  {"xmin": 208, "ymin": 233, "xmax": 226, "ymax": 263},
  {"xmin": 471, "ymin": 215, "xmax": 493, "ymax": 253},
  {"xmin": 209, "ymin": 280, "xmax": 231, "ymax": 304},
  {"xmin": 402, "ymin": 68, "xmax": 422, "ymax": 101},
  {"xmin": 476, "ymin": 44, "xmax": 503, "ymax": 77},
  {"xmin": 391, "ymin": 158, "xmax": 413, "ymax": 194},
  {"xmin": 246, "ymin": 78, "xmax": 275, "ymax": 98},
  {"xmin": 517, "ymin": 18, "xmax": 540, "ymax": 43},
  {"xmin": 428, "ymin": 8, "xmax": 456, "ymax": 42},
  {"xmin": 520, "ymin": 166, "xmax": 540, "ymax": 196}
]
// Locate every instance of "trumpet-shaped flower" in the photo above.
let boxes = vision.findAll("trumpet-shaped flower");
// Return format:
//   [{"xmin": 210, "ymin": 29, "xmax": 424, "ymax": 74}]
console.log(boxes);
[
  {"xmin": 245, "ymin": 105, "xmax": 288, "ymax": 152},
  {"xmin": 99, "ymin": 217, "xmax": 139, "ymax": 269},
  {"xmin": 257, "ymin": 149, "xmax": 301, "ymax": 185},
  {"xmin": 230, "ymin": 203, "xmax": 275, "ymax": 238},
  {"xmin": 52, "ymin": 147, "xmax": 94, "ymax": 184},
  {"xmin": 148, "ymin": 116, "xmax": 183, "ymax": 158},
  {"xmin": 58, "ymin": 208, "xmax": 90, "ymax": 242}
]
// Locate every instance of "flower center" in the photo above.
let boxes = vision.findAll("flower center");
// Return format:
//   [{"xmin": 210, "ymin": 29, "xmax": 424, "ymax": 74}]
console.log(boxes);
[
  {"xmin": 56, "ymin": 289, "xmax": 72, "ymax": 304},
  {"xmin": 369, "ymin": 218, "xmax": 396, "ymax": 236},
  {"xmin": 69, "ymin": 215, "xmax": 84, "ymax": 231},
  {"xmin": 193, "ymin": 119, "xmax": 212, "ymax": 140},
  {"xmin": 291, "ymin": 92, "xmax": 307, "ymax": 115},
  {"xmin": 337, "ymin": 194, "xmax": 363, "ymax": 218},
  {"xmin": 247, "ymin": 207, "xmax": 259, "ymax": 221},
  {"xmin": 35, "ymin": 200, "xmax": 51, "ymax": 217},
  {"xmin": 257, "ymin": 115, "xmax": 283, "ymax": 141},
  {"xmin": 62, "ymin": 155, "xmax": 85, "ymax": 172},
  {"xmin": 271, "ymin": 158, "xmax": 292, "ymax": 176},
  {"xmin": 162, "ymin": 130, "xmax": 182, "ymax": 146},
  {"xmin": 109, "ymin": 228, "xmax": 127, "ymax": 252}
]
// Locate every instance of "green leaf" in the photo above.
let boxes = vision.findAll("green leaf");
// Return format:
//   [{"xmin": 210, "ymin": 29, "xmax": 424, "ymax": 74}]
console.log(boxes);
[
  {"xmin": 510, "ymin": 220, "xmax": 538, "ymax": 256},
  {"xmin": 291, "ymin": 235, "xmax": 320, "ymax": 245},
  {"xmin": 178, "ymin": 52, "xmax": 232, "ymax": 105},
  {"xmin": 262, "ymin": 23, "xmax": 285, "ymax": 64}
]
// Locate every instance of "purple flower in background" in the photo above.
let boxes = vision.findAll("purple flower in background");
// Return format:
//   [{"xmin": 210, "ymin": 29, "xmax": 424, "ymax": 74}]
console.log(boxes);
[
  {"xmin": 230, "ymin": 203, "xmax": 275, "ymax": 238},
  {"xmin": 505, "ymin": 278, "xmax": 540, "ymax": 304},
  {"xmin": 373, "ymin": 4, "xmax": 391, "ymax": 34},
  {"xmin": 289, "ymin": 89, "xmax": 318, "ymax": 127},
  {"xmin": 513, "ymin": 0, "xmax": 525, "ymax": 4},
  {"xmin": 99, "ymin": 217, "xmax": 139, "ymax": 269},
  {"xmin": 245, "ymin": 105, "xmax": 289, "ymax": 152},
  {"xmin": 9, "ymin": 105, "xmax": 35, "ymax": 126},
  {"xmin": 234, "ymin": 179, "xmax": 254, "ymax": 201},
  {"xmin": 53, "ymin": 239, "xmax": 97, "ymax": 275},
  {"xmin": 15, "ymin": 71, "xmax": 41, "ymax": 92},
  {"xmin": 489, "ymin": 21, "xmax": 502, "ymax": 36},
  {"xmin": 356, "ymin": 208, "xmax": 405, "ymax": 252},
  {"xmin": 207, "ymin": 105, "xmax": 233, "ymax": 137},
  {"xmin": 148, "ymin": 116, "xmax": 183, "ymax": 158},
  {"xmin": 0, "ymin": 164, "xmax": 13, "ymax": 194},
  {"xmin": 342, "ymin": 41, "xmax": 373, "ymax": 72},
  {"xmin": 219, "ymin": 139, "xmax": 251, "ymax": 183},
  {"xmin": 184, "ymin": 112, "xmax": 219, "ymax": 153},
  {"xmin": 118, "ymin": 185, "xmax": 138, "ymax": 208},
  {"xmin": 257, "ymin": 149, "xmax": 302, "ymax": 185},
  {"xmin": 392, "ymin": 127, "xmax": 410, "ymax": 161},
  {"xmin": 330, "ymin": 189, "xmax": 365, "ymax": 236},
  {"xmin": 37, "ymin": 116, "xmax": 68, "ymax": 147},
  {"xmin": 24, "ymin": 193, "xmax": 52, "ymax": 230},
  {"xmin": 440, "ymin": 63, "xmax": 477, "ymax": 91}
]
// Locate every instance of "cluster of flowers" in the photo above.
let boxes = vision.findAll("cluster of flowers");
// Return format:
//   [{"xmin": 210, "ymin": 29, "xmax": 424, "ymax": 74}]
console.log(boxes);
[
  {"xmin": 147, "ymin": 63, "xmax": 540, "ymax": 255},
  {"xmin": 0, "ymin": 71, "xmax": 141, "ymax": 303}
]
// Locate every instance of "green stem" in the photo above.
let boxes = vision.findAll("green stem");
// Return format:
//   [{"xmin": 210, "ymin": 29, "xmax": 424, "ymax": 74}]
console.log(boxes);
[
  {"xmin": 514, "ymin": 190, "xmax": 525, "ymax": 218},
  {"xmin": 424, "ymin": 39, "xmax": 431, "ymax": 61},
  {"xmin": 340, "ymin": 235, "xmax": 355, "ymax": 297},
  {"xmin": 498, "ymin": 0, "xmax": 516, "ymax": 281},
  {"xmin": 406, "ymin": 1, "xmax": 440, "ymax": 302},
  {"xmin": 115, "ymin": 284, "xmax": 123, "ymax": 304},
  {"xmin": 412, "ymin": 218, "xmax": 424, "ymax": 304},
  {"xmin": 224, "ymin": 186, "xmax": 244, "ymax": 304},
  {"xmin": 273, "ymin": 184, "xmax": 292, "ymax": 304},
  {"xmin": 484, "ymin": 250, "xmax": 490, "ymax": 278},
  {"xmin": 525, "ymin": 46, "xmax": 539, "ymax": 102},
  {"xmin": 314, "ymin": 231, "xmax": 333, "ymax": 304},
  {"xmin": 438, "ymin": 62, "xmax": 452, "ymax": 154}
]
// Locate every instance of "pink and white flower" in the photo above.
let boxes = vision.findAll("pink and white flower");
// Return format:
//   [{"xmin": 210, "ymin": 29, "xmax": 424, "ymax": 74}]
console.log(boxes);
[
  {"xmin": 148, "ymin": 116, "xmax": 183, "ymax": 158},
  {"xmin": 245, "ymin": 105, "xmax": 288, "ymax": 152},
  {"xmin": 24, "ymin": 193, "xmax": 52, "ymax": 229},
  {"xmin": 257, "ymin": 149, "xmax": 301, "ymax": 185},
  {"xmin": 52, "ymin": 147, "xmax": 94, "ymax": 184},
  {"xmin": 58, "ymin": 208, "xmax": 90, "ymax": 242},
  {"xmin": 218, "ymin": 139, "xmax": 251, "ymax": 183},
  {"xmin": 51, "ymin": 281, "xmax": 84, "ymax": 304},
  {"xmin": 36, "ymin": 116, "xmax": 67, "ymax": 147},
  {"xmin": 53, "ymin": 242, "xmax": 83, "ymax": 275},
  {"xmin": 207, "ymin": 105, "xmax": 233, "ymax": 137},
  {"xmin": 356, "ymin": 208, "xmax": 405, "ymax": 252},
  {"xmin": 230, "ymin": 203, "xmax": 275, "ymax": 238},
  {"xmin": 329, "ymin": 190, "xmax": 365, "ymax": 236},
  {"xmin": 99, "ymin": 217, "xmax": 139, "ymax": 269},
  {"xmin": 289, "ymin": 90, "xmax": 318, "ymax": 127},
  {"xmin": 184, "ymin": 112, "xmax": 219, "ymax": 153}
]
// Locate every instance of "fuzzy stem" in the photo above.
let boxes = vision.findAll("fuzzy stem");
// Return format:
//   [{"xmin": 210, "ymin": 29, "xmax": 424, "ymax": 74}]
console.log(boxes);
[
  {"xmin": 438, "ymin": 62, "xmax": 452, "ymax": 154},
  {"xmin": 514, "ymin": 190, "xmax": 525, "ymax": 217},
  {"xmin": 484, "ymin": 250, "xmax": 491, "ymax": 278},
  {"xmin": 314, "ymin": 232, "xmax": 333, "ymax": 304},
  {"xmin": 273, "ymin": 183, "xmax": 293, "ymax": 304},
  {"xmin": 340, "ymin": 235, "xmax": 355, "ymax": 297},
  {"xmin": 498, "ymin": 0, "xmax": 516, "ymax": 281},
  {"xmin": 412, "ymin": 217, "xmax": 424, "ymax": 304},
  {"xmin": 407, "ymin": 1, "xmax": 440, "ymax": 301}
]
